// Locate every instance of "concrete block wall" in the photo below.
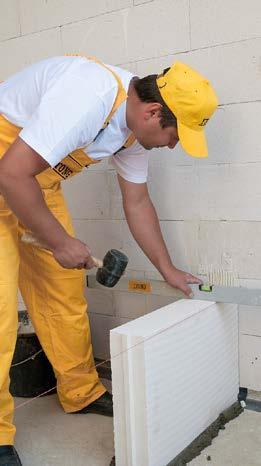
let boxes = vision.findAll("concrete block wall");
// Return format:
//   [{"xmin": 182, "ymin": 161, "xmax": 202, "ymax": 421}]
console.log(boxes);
[{"xmin": 1, "ymin": 1, "xmax": 260, "ymax": 385}]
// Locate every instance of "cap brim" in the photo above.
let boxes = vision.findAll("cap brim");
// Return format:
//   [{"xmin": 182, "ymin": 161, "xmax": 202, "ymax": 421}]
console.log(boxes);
[{"xmin": 177, "ymin": 120, "xmax": 208, "ymax": 158}]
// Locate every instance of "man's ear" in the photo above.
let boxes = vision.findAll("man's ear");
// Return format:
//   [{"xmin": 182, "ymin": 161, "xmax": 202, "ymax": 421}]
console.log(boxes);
[{"xmin": 144, "ymin": 102, "xmax": 162, "ymax": 120}]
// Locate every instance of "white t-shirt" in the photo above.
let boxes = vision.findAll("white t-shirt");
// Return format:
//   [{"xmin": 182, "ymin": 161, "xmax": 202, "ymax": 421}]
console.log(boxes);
[{"xmin": 0, "ymin": 56, "xmax": 149, "ymax": 183}]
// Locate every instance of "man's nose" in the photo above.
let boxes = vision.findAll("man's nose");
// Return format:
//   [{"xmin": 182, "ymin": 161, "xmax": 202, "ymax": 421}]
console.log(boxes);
[{"xmin": 168, "ymin": 140, "xmax": 178, "ymax": 149}]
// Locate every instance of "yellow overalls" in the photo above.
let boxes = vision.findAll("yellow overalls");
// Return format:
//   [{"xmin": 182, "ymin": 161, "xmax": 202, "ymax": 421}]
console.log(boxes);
[{"xmin": 0, "ymin": 58, "xmax": 134, "ymax": 445}]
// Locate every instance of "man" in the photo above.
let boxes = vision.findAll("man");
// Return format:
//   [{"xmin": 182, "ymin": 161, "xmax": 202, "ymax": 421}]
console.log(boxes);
[{"xmin": 0, "ymin": 55, "xmax": 218, "ymax": 465}]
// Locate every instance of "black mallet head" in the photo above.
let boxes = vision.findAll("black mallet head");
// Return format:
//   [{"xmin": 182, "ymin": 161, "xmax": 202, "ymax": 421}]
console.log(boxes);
[{"xmin": 96, "ymin": 249, "xmax": 128, "ymax": 288}]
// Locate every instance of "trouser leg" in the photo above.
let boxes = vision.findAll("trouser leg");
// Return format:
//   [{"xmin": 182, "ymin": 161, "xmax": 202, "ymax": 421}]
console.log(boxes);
[
  {"xmin": 18, "ymin": 184, "xmax": 106, "ymax": 412},
  {"xmin": 0, "ymin": 197, "xmax": 19, "ymax": 444}
]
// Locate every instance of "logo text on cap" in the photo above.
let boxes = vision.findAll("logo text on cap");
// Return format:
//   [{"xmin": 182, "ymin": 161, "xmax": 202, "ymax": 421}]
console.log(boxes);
[{"xmin": 199, "ymin": 118, "xmax": 209, "ymax": 127}]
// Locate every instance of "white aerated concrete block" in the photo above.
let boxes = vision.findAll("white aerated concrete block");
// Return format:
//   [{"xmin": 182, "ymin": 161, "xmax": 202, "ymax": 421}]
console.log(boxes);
[
  {"xmin": 85, "ymin": 288, "xmax": 114, "ymax": 316},
  {"xmin": 121, "ymin": 220, "xmax": 199, "ymax": 274},
  {"xmin": 198, "ymin": 221, "xmax": 261, "ymax": 279},
  {"xmin": 198, "ymin": 163, "xmax": 261, "ymax": 221},
  {"xmin": 90, "ymin": 313, "xmax": 130, "ymax": 360},
  {"xmin": 107, "ymin": 171, "xmax": 125, "ymax": 220},
  {"xmin": 148, "ymin": 165, "xmax": 199, "ymax": 220},
  {"xmin": 134, "ymin": 0, "xmax": 152, "ymax": 4},
  {"xmin": 19, "ymin": 0, "xmax": 132, "ymax": 35},
  {"xmin": 190, "ymin": 0, "xmax": 261, "ymax": 49},
  {"xmin": 0, "ymin": 29, "xmax": 62, "ymax": 79},
  {"xmin": 145, "ymin": 294, "xmax": 177, "ymax": 314},
  {"xmin": 0, "ymin": 0, "xmax": 20, "ymax": 42},
  {"xmin": 125, "ymin": 0, "xmax": 190, "ymax": 62},
  {"xmin": 63, "ymin": 171, "xmax": 111, "ymax": 220},
  {"xmin": 240, "ymin": 306, "xmax": 261, "ymax": 336},
  {"xmin": 160, "ymin": 221, "xmax": 199, "ymax": 273},
  {"xmin": 73, "ymin": 219, "xmax": 123, "ymax": 258},
  {"xmin": 113, "ymin": 292, "xmax": 147, "ymax": 319},
  {"xmin": 240, "ymin": 334, "xmax": 261, "ymax": 390},
  {"xmin": 61, "ymin": 11, "xmax": 128, "ymax": 65},
  {"xmin": 110, "ymin": 300, "xmax": 239, "ymax": 466},
  {"xmin": 198, "ymin": 102, "xmax": 261, "ymax": 165}
]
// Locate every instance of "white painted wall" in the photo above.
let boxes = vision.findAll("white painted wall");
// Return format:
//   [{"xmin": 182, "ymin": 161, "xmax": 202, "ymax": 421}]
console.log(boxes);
[{"xmin": 1, "ymin": 0, "xmax": 260, "ymax": 388}]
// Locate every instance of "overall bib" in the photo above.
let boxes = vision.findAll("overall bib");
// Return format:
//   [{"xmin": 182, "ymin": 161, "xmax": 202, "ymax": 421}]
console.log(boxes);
[{"xmin": 0, "ymin": 57, "xmax": 134, "ymax": 444}]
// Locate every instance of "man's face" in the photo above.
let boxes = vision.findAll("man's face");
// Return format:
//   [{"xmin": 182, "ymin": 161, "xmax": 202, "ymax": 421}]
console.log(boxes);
[{"xmin": 133, "ymin": 104, "xmax": 179, "ymax": 151}]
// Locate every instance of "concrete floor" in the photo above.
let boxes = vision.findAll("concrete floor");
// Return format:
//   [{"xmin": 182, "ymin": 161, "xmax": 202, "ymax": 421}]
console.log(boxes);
[
  {"xmin": 13, "ymin": 389, "xmax": 261, "ymax": 466},
  {"xmin": 189, "ymin": 409, "xmax": 261, "ymax": 466},
  {"xmin": 14, "ymin": 380, "xmax": 114, "ymax": 466}
]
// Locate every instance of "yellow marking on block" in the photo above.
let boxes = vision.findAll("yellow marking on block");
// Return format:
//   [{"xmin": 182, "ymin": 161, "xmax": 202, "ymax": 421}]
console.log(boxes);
[{"xmin": 128, "ymin": 280, "xmax": 152, "ymax": 293}]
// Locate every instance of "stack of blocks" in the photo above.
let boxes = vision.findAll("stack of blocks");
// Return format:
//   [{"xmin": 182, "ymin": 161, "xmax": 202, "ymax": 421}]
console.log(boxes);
[{"xmin": 110, "ymin": 299, "xmax": 239, "ymax": 466}]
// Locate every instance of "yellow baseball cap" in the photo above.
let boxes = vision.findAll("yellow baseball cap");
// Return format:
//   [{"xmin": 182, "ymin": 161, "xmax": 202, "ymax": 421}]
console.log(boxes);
[{"xmin": 156, "ymin": 62, "xmax": 218, "ymax": 157}]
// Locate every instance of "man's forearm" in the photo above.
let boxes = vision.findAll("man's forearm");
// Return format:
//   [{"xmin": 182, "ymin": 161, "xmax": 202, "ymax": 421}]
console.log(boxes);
[
  {"xmin": 0, "ymin": 173, "xmax": 69, "ymax": 250},
  {"xmin": 123, "ymin": 196, "xmax": 175, "ymax": 279}
]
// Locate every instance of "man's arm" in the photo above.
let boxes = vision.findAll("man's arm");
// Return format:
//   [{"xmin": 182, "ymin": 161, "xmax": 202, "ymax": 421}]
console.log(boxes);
[
  {"xmin": 0, "ymin": 137, "xmax": 95, "ymax": 269},
  {"xmin": 117, "ymin": 174, "xmax": 201, "ymax": 296}
]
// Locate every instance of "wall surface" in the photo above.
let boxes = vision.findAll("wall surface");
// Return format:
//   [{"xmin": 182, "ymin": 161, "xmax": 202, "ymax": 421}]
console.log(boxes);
[{"xmin": 0, "ymin": 0, "xmax": 260, "ymax": 387}]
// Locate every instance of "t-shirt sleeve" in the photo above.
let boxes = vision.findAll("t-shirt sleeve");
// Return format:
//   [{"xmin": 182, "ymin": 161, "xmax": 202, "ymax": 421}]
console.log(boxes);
[
  {"xmin": 110, "ymin": 139, "xmax": 149, "ymax": 183},
  {"xmin": 19, "ymin": 73, "xmax": 107, "ymax": 167}
]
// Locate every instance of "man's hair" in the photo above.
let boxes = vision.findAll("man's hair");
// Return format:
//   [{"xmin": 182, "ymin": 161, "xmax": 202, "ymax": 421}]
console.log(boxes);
[{"xmin": 133, "ymin": 75, "xmax": 177, "ymax": 129}]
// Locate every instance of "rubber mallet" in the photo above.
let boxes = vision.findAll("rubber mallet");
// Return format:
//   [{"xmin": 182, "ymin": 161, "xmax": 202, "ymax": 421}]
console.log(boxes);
[{"xmin": 21, "ymin": 232, "xmax": 128, "ymax": 288}]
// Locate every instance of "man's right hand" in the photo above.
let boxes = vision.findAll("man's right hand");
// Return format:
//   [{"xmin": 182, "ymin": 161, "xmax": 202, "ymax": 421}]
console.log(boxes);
[{"xmin": 52, "ymin": 236, "xmax": 96, "ymax": 270}]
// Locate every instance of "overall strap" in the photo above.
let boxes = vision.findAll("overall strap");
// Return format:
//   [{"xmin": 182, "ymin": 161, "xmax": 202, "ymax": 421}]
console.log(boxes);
[
  {"xmin": 72, "ymin": 55, "xmax": 128, "ymax": 133},
  {"xmin": 88, "ymin": 56, "xmax": 127, "ymax": 126},
  {"xmin": 85, "ymin": 56, "xmax": 137, "ymax": 153}
]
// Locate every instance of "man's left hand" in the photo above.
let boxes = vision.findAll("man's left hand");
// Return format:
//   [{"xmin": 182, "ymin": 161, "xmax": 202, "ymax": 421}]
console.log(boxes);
[{"xmin": 164, "ymin": 267, "xmax": 202, "ymax": 298}]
